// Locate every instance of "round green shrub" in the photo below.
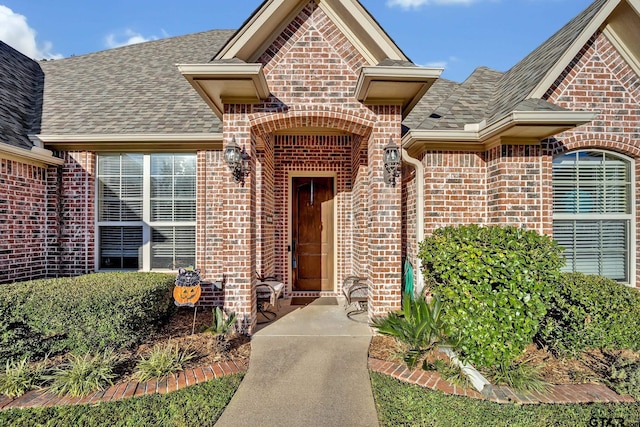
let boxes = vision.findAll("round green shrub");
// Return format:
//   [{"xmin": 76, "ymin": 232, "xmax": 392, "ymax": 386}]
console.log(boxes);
[
  {"xmin": 536, "ymin": 272, "xmax": 640, "ymax": 357},
  {"xmin": 419, "ymin": 224, "xmax": 564, "ymax": 369}
]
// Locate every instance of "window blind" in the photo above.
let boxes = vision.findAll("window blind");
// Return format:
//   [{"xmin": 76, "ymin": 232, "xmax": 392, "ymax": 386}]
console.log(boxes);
[{"xmin": 552, "ymin": 151, "xmax": 632, "ymax": 283}]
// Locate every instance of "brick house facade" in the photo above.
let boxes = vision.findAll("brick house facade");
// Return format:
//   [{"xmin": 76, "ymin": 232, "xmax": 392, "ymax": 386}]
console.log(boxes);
[{"xmin": 1, "ymin": 0, "xmax": 639, "ymax": 332}]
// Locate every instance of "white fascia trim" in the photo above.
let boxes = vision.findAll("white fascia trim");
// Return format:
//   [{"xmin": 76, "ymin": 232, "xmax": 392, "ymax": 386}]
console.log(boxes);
[
  {"xmin": 403, "ymin": 110, "xmax": 598, "ymax": 149},
  {"xmin": 358, "ymin": 66, "xmax": 443, "ymax": 82},
  {"xmin": 177, "ymin": 63, "xmax": 263, "ymax": 77},
  {"xmin": 0, "ymin": 143, "xmax": 64, "ymax": 165},
  {"xmin": 479, "ymin": 110, "xmax": 599, "ymax": 139},
  {"xmin": 36, "ymin": 133, "xmax": 224, "ymax": 143},
  {"xmin": 529, "ymin": 0, "xmax": 621, "ymax": 99},
  {"xmin": 319, "ymin": 0, "xmax": 407, "ymax": 64},
  {"xmin": 215, "ymin": 0, "xmax": 300, "ymax": 61},
  {"xmin": 355, "ymin": 66, "xmax": 443, "ymax": 101}
]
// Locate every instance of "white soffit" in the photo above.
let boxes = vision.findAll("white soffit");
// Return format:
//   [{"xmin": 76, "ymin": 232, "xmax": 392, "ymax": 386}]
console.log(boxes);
[
  {"xmin": 404, "ymin": 110, "xmax": 598, "ymax": 152},
  {"xmin": 603, "ymin": 1, "xmax": 640, "ymax": 77},
  {"xmin": 355, "ymin": 66, "xmax": 442, "ymax": 117},
  {"xmin": 178, "ymin": 63, "xmax": 270, "ymax": 119}
]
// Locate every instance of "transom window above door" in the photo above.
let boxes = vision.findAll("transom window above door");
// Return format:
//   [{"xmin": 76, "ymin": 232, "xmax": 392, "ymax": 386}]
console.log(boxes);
[
  {"xmin": 97, "ymin": 153, "xmax": 196, "ymax": 271},
  {"xmin": 552, "ymin": 150, "xmax": 633, "ymax": 283}
]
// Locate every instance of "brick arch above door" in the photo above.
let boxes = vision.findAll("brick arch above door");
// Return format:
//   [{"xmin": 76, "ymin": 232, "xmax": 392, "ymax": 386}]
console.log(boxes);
[{"xmin": 249, "ymin": 105, "xmax": 376, "ymax": 138}]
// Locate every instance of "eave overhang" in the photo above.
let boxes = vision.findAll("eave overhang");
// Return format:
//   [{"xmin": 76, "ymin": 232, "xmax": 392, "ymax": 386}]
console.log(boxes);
[
  {"xmin": 177, "ymin": 63, "xmax": 270, "ymax": 119},
  {"xmin": 36, "ymin": 133, "xmax": 224, "ymax": 152},
  {"xmin": 0, "ymin": 143, "xmax": 64, "ymax": 166},
  {"xmin": 403, "ymin": 110, "xmax": 598, "ymax": 154},
  {"xmin": 355, "ymin": 66, "xmax": 442, "ymax": 118}
]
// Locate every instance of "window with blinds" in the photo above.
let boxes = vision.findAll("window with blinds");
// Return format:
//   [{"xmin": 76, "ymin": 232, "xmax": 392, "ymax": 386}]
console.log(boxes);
[
  {"xmin": 552, "ymin": 150, "xmax": 632, "ymax": 282},
  {"xmin": 97, "ymin": 153, "xmax": 196, "ymax": 271}
]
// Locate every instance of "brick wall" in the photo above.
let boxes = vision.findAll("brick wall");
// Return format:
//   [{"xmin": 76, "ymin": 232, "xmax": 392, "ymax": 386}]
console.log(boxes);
[
  {"xmin": 195, "ymin": 150, "xmax": 227, "ymax": 307},
  {"xmin": 0, "ymin": 159, "xmax": 50, "ymax": 283},
  {"xmin": 422, "ymin": 151, "xmax": 487, "ymax": 235},
  {"xmin": 210, "ymin": 2, "xmax": 405, "ymax": 324},
  {"xmin": 57, "ymin": 152, "xmax": 95, "ymax": 276},
  {"xmin": 221, "ymin": 104, "xmax": 257, "ymax": 333},
  {"xmin": 543, "ymin": 31, "xmax": 640, "ymax": 286},
  {"xmin": 487, "ymin": 144, "xmax": 545, "ymax": 233},
  {"xmin": 367, "ymin": 106, "xmax": 403, "ymax": 316}
]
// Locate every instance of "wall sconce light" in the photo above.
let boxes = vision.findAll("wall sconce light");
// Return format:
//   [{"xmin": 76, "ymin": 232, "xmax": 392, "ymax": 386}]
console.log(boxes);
[
  {"xmin": 383, "ymin": 137, "xmax": 401, "ymax": 186},
  {"xmin": 224, "ymin": 136, "xmax": 250, "ymax": 185}
]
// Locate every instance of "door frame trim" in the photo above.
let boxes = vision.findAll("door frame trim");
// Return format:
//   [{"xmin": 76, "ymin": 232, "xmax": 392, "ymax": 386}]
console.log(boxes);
[{"xmin": 287, "ymin": 171, "xmax": 338, "ymax": 293}]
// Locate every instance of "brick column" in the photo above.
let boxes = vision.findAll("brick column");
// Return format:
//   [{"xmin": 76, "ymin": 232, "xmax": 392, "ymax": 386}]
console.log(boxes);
[
  {"xmin": 367, "ymin": 106, "xmax": 403, "ymax": 317},
  {"xmin": 222, "ymin": 105, "xmax": 257, "ymax": 333}
]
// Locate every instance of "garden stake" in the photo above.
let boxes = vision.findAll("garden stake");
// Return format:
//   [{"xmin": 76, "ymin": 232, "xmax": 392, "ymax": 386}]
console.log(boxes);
[{"xmin": 192, "ymin": 306, "xmax": 198, "ymax": 335}]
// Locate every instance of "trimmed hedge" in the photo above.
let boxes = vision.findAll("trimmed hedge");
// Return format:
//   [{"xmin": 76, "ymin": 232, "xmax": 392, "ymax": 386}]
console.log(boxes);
[
  {"xmin": 419, "ymin": 224, "xmax": 564, "ymax": 369},
  {"xmin": 537, "ymin": 272, "xmax": 640, "ymax": 357},
  {"xmin": 0, "ymin": 273, "xmax": 175, "ymax": 364}
]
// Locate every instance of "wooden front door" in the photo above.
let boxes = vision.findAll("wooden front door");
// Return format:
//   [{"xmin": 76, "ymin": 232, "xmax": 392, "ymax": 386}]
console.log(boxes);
[{"xmin": 292, "ymin": 177, "xmax": 334, "ymax": 291}]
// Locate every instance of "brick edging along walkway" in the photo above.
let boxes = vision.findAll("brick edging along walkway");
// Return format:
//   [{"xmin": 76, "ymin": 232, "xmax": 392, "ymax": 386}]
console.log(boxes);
[
  {"xmin": 368, "ymin": 358, "xmax": 636, "ymax": 405},
  {"xmin": 0, "ymin": 359, "xmax": 248, "ymax": 411}
]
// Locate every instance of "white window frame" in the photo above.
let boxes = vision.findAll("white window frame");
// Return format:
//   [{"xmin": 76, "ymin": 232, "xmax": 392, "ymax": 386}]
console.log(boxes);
[
  {"xmin": 96, "ymin": 153, "xmax": 197, "ymax": 272},
  {"xmin": 552, "ymin": 149, "xmax": 636, "ymax": 286}
]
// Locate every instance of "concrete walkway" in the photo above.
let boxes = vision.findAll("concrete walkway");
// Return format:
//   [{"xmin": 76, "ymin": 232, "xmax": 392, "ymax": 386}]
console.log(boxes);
[{"xmin": 215, "ymin": 299, "xmax": 378, "ymax": 427}]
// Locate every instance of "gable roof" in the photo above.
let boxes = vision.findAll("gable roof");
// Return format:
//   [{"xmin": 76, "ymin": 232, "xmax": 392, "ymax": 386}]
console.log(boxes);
[
  {"xmin": 487, "ymin": 0, "xmax": 613, "ymax": 124},
  {"xmin": 403, "ymin": 0, "xmax": 640, "ymax": 148},
  {"xmin": 39, "ymin": 30, "xmax": 233, "ymax": 137},
  {"xmin": 215, "ymin": 0, "xmax": 409, "ymax": 65},
  {"xmin": 0, "ymin": 41, "xmax": 44, "ymax": 149}
]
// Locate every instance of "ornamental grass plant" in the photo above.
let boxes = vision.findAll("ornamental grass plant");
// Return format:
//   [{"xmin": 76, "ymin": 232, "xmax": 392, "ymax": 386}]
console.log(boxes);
[
  {"xmin": 133, "ymin": 342, "xmax": 196, "ymax": 382},
  {"xmin": 46, "ymin": 350, "xmax": 118, "ymax": 397}
]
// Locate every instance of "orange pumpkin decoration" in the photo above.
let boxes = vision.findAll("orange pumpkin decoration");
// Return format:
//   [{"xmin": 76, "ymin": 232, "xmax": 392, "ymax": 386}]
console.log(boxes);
[
  {"xmin": 173, "ymin": 284, "xmax": 202, "ymax": 307},
  {"xmin": 173, "ymin": 268, "xmax": 202, "ymax": 307}
]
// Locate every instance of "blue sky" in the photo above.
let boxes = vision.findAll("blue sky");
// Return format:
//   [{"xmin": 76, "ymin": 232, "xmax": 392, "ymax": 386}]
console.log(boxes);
[{"xmin": 1, "ymin": 0, "xmax": 594, "ymax": 82}]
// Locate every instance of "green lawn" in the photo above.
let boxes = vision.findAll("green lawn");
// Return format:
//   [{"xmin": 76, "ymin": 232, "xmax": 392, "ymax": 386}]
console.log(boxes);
[
  {"xmin": 0, "ymin": 374, "xmax": 243, "ymax": 427},
  {"xmin": 371, "ymin": 372, "xmax": 640, "ymax": 427},
  {"xmin": 2, "ymin": 372, "xmax": 639, "ymax": 427}
]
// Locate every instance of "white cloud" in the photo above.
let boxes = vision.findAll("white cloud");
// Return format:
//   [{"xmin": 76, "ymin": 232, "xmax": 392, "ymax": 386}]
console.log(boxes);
[
  {"xmin": 419, "ymin": 56, "xmax": 459, "ymax": 70},
  {"xmin": 0, "ymin": 5, "xmax": 62, "ymax": 59},
  {"xmin": 105, "ymin": 29, "xmax": 158, "ymax": 49},
  {"xmin": 387, "ymin": 0, "xmax": 477, "ymax": 9}
]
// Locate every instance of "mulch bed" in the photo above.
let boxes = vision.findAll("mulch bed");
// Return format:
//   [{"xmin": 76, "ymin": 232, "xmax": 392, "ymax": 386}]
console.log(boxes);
[{"xmin": 368, "ymin": 335, "xmax": 640, "ymax": 387}]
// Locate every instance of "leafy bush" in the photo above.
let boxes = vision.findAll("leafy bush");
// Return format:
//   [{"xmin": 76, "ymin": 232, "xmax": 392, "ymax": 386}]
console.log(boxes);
[
  {"xmin": 419, "ymin": 224, "xmax": 563, "ymax": 369},
  {"xmin": 372, "ymin": 294, "xmax": 447, "ymax": 369},
  {"xmin": 0, "ymin": 357, "xmax": 48, "ymax": 398},
  {"xmin": 605, "ymin": 356, "xmax": 640, "ymax": 400},
  {"xmin": 47, "ymin": 350, "xmax": 118, "ymax": 397},
  {"xmin": 133, "ymin": 343, "xmax": 196, "ymax": 382},
  {"xmin": 0, "ymin": 273, "xmax": 175, "ymax": 364},
  {"xmin": 537, "ymin": 272, "xmax": 640, "ymax": 357}
]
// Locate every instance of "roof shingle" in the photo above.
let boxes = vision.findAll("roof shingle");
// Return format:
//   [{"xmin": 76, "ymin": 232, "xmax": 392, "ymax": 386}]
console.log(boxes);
[
  {"xmin": 40, "ymin": 30, "xmax": 235, "ymax": 135},
  {"xmin": 0, "ymin": 41, "xmax": 44, "ymax": 149}
]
